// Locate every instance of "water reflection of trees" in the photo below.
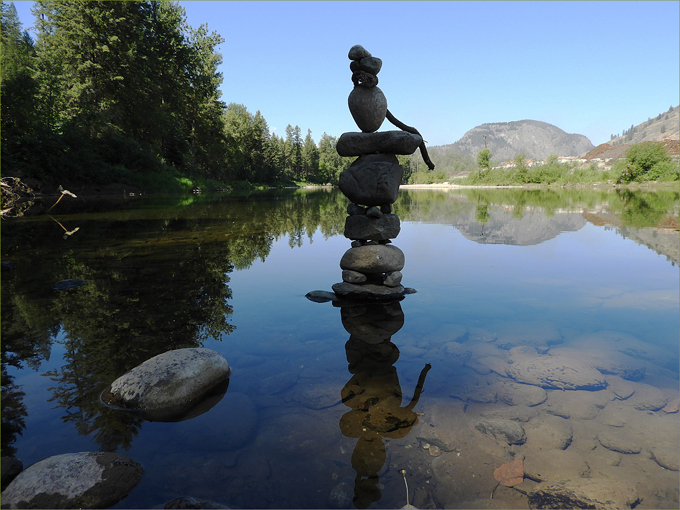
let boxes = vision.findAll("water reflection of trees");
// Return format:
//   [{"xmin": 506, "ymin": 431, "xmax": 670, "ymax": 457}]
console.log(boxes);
[{"xmin": 1, "ymin": 189, "xmax": 347, "ymax": 453}]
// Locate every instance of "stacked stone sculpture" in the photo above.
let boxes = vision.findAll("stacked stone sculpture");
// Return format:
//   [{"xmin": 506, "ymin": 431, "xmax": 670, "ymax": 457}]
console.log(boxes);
[{"xmin": 331, "ymin": 44, "xmax": 434, "ymax": 300}]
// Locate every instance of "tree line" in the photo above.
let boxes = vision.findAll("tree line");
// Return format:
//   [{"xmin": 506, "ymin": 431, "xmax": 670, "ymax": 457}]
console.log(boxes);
[{"xmin": 0, "ymin": 1, "xmax": 353, "ymax": 190}]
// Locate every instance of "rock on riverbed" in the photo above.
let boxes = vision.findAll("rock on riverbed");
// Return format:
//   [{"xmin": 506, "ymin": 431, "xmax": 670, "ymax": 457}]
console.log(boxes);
[
  {"xmin": 1, "ymin": 452, "xmax": 142, "ymax": 509},
  {"xmin": 101, "ymin": 348, "xmax": 230, "ymax": 420}
]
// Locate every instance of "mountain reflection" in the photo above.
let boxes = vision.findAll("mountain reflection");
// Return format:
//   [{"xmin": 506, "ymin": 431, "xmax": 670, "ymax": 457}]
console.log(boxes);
[{"xmin": 338, "ymin": 301, "xmax": 431, "ymax": 508}]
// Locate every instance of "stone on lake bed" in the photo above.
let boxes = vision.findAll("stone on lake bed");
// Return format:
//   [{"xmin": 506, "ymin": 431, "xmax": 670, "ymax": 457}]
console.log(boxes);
[
  {"xmin": 505, "ymin": 354, "xmax": 607, "ymax": 390},
  {"xmin": 528, "ymin": 479, "xmax": 639, "ymax": 510},
  {"xmin": 101, "ymin": 348, "xmax": 230, "ymax": 419},
  {"xmin": 53, "ymin": 278, "xmax": 86, "ymax": 290},
  {"xmin": 1, "ymin": 452, "xmax": 142, "ymax": 509}
]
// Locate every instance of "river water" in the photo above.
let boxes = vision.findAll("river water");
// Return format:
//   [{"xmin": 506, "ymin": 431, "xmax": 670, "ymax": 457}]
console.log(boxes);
[{"xmin": 2, "ymin": 187, "xmax": 678, "ymax": 509}]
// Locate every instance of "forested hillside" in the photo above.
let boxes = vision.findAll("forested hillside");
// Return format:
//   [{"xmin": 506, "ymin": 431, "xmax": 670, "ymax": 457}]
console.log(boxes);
[
  {"xmin": 608, "ymin": 106, "xmax": 679, "ymax": 146},
  {"xmin": 0, "ymin": 1, "xmax": 355, "ymax": 191}
]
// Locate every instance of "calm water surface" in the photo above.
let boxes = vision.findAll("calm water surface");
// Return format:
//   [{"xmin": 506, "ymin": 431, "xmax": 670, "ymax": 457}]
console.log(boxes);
[{"xmin": 2, "ymin": 188, "xmax": 678, "ymax": 509}]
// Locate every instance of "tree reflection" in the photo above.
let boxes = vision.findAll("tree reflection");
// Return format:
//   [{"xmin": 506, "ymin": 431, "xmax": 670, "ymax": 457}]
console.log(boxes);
[
  {"xmin": 0, "ymin": 189, "xmax": 348, "ymax": 454},
  {"xmin": 337, "ymin": 301, "xmax": 431, "ymax": 508}
]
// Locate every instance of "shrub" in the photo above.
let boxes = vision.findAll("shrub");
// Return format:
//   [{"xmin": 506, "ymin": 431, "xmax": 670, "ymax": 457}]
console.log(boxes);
[{"xmin": 617, "ymin": 143, "xmax": 676, "ymax": 183}]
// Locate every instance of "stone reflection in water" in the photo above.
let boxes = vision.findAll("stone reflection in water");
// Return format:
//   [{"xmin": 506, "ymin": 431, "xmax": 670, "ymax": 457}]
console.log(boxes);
[{"xmin": 338, "ymin": 300, "xmax": 431, "ymax": 508}]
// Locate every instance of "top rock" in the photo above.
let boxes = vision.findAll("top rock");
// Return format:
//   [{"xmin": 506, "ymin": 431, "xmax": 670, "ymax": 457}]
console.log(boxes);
[{"xmin": 348, "ymin": 45, "xmax": 371, "ymax": 60}]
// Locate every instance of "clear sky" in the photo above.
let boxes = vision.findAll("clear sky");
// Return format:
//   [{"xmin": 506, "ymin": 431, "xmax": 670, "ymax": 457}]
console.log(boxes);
[{"xmin": 11, "ymin": 1, "xmax": 680, "ymax": 147}]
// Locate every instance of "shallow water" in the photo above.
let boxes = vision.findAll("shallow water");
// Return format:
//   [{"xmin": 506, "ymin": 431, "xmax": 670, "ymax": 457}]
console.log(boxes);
[{"xmin": 2, "ymin": 188, "xmax": 678, "ymax": 509}]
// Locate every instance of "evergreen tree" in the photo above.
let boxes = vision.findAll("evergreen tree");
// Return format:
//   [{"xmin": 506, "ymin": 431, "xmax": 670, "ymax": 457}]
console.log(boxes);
[{"xmin": 301, "ymin": 129, "xmax": 319, "ymax": 181}]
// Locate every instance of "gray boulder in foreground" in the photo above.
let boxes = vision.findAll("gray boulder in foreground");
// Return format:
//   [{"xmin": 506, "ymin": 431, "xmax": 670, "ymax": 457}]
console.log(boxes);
[
  {"xmin": 1, "ymin": 452, "xmax": 142, "ymax": 509},
  {"xmin": 102, "ymin": 348, "xmax": 230, "ymax": 416}
]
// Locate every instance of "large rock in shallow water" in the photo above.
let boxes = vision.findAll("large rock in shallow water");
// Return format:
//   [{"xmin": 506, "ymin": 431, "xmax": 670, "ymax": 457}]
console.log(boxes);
[
  {"xmin": 1, "ymin": 452, "xmax": 142, "ymax": 509},
  {"xmin": 338, "ymin": 154, "xmax": 403, "ymax": 206},
  {"xmin": 340, "ymin": 244, "xmax": 404, "ymax": 273},
  {"xmin": 102, "ymin": 348, "xmax": 230, "ymax": 419},
  {"xmin": 337, "ymin": 131, "xmax": 422, "ymax": 156},
  {"xmin": 506, "ymin": 355, "xmax": 607, "ymax": 390}
]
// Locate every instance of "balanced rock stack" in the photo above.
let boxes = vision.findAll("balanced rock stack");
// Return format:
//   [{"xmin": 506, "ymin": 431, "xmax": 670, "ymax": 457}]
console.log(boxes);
[{"xmin": 332, "ymin": 44, "xmax": 430, "ymax": 300}]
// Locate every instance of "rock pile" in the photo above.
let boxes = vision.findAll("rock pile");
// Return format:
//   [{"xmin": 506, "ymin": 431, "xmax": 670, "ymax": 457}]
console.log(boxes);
[{"xmin": 332, "ymin": 45, "xmax": 432, "ymax": 300}]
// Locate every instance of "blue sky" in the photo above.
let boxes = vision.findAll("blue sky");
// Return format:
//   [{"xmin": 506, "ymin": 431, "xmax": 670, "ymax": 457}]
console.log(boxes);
[{"xmin": 12, "ymin": 1, "xmax": 680, "ymax": 147}]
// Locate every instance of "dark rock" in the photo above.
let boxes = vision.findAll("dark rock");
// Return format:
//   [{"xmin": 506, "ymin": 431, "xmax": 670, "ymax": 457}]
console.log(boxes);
[
  {"xmin": 344, "ymin": 213, "xmax": 400, "ymax": 241},
  {"xmin": 332, "ymin": 282, "xmax": 406, "ymax": 300},
  {"xmin": 341, "ymin": 301, "xmax": 404, "ymax": 341},
  {"xmin": 383, "ymin": 271, "xmax": 402, "ymax": 287},
  {"xmin": 342, "ymin": 269, "xmax": 367, "ymax": 284},
  {"xmin": 475, "ymin": 419, "xmax": 526, "ymax": 445},
  {"xmin": 1, "ymin": 452, "xmax": 142, "ymax": 509},
  {"xmin": 1, "ymin": 261, "xmax": 15, "ymax": 272},
  {"xmin": 336, "ymin": 131, "xmax": 423, "ymax": 156},
  {"xmin": 366, "ymin": 206, "xmax": 383, "ymax": 218},
  {"xmin": 101, "ymin": 348, "xmax": 230, "ymax": 420},
  {"xmin": 340, "ymin": 244, "xmax": 404, "ymax": 273},
  {"xmin": 347, "ymin": 203, "xmax": 366, "ymax": 215},
  {"xmin": 347, "ymin": 86, "xmax": 387, "ymax": 133},
  {"xmin": 348, "ymin": 44, "xmax": 371, "ymax": 60},
  {"xmin": 358, "ymin": 56, "xmax": 382, "ymax": 75},
  {"xmin": 305, "ymin": 290, "xmax": 339, "ymax": 303},
  {"xmin": 1, "ymin": 457, "xmax": 23, "ymax": 490},
  {"xmin": 338, "ymin": 154, "xmax": 403, "ymax": 206},
  {"xmin": 506, "ymin": 355, "xmax": 607, "ymax": 390},
  {"xmin": 53, "ymin": 279, "xmax": 86, "ymax": 291},
  {"xmin": 528, "ymin": 479, "xmax": 639, "ymax": 509}
]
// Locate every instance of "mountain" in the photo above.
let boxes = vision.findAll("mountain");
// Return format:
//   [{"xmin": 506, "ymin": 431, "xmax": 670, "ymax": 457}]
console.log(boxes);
[
  {"xmin": 430, "ymin": 120, "xmax": 594, "ymax": 164},
  {"xmin": 608, "ymin": 106, "xmax": 679, "ymax": 146}
]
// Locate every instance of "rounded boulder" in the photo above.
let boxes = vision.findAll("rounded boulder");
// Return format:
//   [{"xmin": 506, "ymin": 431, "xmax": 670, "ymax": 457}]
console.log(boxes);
[
  {"xmin": 102, "ymin": 348, "xmax": 231, "ymax": 416},
  {"xmin": 340, "ymin": 244, "xmax": 404, "ymax": 274},
  {"xmin": 1, "ymin": 452, "xmax": 142, "ymax": 509},
  {"xmin": 348, "ymin": 86, "xmax": 387, "ymax": 133}
]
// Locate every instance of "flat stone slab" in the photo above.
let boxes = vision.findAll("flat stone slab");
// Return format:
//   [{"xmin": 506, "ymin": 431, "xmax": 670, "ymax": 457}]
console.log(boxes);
[
  {"xmin": 1, "ymin": 452, "xmax": 142, "ymax": 509},
  {"xmin": 528, "ymin": 479, "xmax": 639, "ymax": 509},
  {"xmin": 505, "ymin": 355, "xmax": 607, "ymax": 390},
  {"xmin": 332, "ymin": 282, "xmax": 406, "ymax": 300},
  {"xmin": 497, "ymin": 381, "xmax": 547, "ymax": 407},
  {"xmin": 524, "ymin": 450, "xmax": 588, "ymax": 482},
  {"xmin": 597, "ymin": 428, "xmax": 641, "ymax": 454},
  {"xmin": 524, "ymin": 415, "xmax": 573, "ymax": 451},
  {"xmin": 475, "ymin": 419, "xmax": 526, "ymax": 445},
  {"xmin": 102, "ymin": 348, "xmax": 230, "ymax": 419},
  {"xmin": 336, "ymin": 131, "xmax": 422, "ymax": 156},
  {"xmin": 650, "ymin": 446, "xmax": 679, "ymax": 471}
]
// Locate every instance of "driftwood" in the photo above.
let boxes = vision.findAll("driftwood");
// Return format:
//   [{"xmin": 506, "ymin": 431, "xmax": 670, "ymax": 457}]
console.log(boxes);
[{"xmin": 386, "ymin": 110, "xmax": 435, "ymax": 171}]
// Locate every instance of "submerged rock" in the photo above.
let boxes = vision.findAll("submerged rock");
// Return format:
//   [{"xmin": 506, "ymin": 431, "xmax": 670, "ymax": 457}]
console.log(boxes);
[
  {"xmin": 528, "ymin": 479, "xmax": 639, "ymax": 509},
  {"xmin": 53, "ymin": 279, "xmax": 86, "ymax": 291},
  {"xmin": 164, "ymin": 495, "xmax": 231, "ymax": 508},
  {"xmin": 506, "ymin": 355, "xmax": 607, "ymax": 390},
  {"xmin": 1, "ymin": 452, "xmax": 142, "ymax": 509},
  {"xmin": 475, "ymin": 419, "xmax": 526, "ymax": 445},
  {"xmin": 102, "ymin": 348, "xmax": 230, "ymax": 419}
]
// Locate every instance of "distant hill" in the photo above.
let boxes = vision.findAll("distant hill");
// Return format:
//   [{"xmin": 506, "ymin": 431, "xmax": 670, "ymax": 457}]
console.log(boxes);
[
  {"xmin": 608, "ymin": 106, "xmax": 679, "ymax": 146},
  {"xmin": 430, "ymin": 120, "xmax": 594, "ymax": 165}
]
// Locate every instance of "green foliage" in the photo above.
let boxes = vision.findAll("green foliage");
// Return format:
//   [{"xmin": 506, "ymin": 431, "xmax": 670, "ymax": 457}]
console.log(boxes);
[
  {"xmin": 477, "ymin": 148, "xmax": 492, "ymax": 172},
  {"xmin": 614, "ymin": 143, "xmax": 679, "ymax": 183},
  {"xmin": 408, "ymin": 169, "xmax": 448, "ymax": 184}
]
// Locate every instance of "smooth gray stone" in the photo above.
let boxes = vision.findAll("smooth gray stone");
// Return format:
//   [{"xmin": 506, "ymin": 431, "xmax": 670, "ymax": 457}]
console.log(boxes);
[
  {"xmin": 358, "ymin": 56, "xmax": 382, "ymax": 75},
  {"xmin": 342, "ymin": 269, "xmax": 367, "ymax": 284},
  {"xmin": 348, "ymin": 44, "xmax": 371, "ymax": 60},
  {"xmin": 102, "ymin": 348, "xmax": 230, "ymax": 417},
  {"xmin": 597, "ymin": 429, "xmax": 641, "ymax": 454},
  {"xmin": 347, "ymin": 86, "xmax": 387, "ymax": 133},
  {"xmin": 383, "ymin": 271, "xmax": 403, "ymax": 287},
  {"xmin": 505, "ymin": 355, "xmax": 607, "ymax": 390},
  {"xmin": 338, "ymin": 154, "xmax": 403, "ymax": 206},
  {"xmin": 475, "ymin": 419, "xmax": 526, "ymax": 445},
  {"xmin": 337, "ymin": 131, "xmax": 423, "ymax": 156},
  {"xmin": 332, "ymin": 282, "xmax": 406, "ymax": 300},
  {"xmin": 305, "ymin": 290, "xmax": 338, "ymax": 303},
  {"xmin": 340, "ymin": 244, "xmax": 404, "ymax": 273},
  {"xmin": 650, "ymin": 447, "xmax": 679, "ymax": 471},
  {"xmin": 1, "ymin": 452, "xmax": 142, "ymax": 509}
]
